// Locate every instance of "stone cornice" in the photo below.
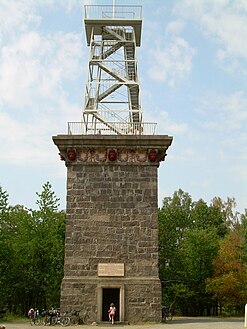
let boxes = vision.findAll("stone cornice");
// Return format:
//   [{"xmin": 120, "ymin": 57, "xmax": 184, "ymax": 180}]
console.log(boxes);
[{"xmin": 52, "ymin": 134, "xmax": 173, "ymax": 166}]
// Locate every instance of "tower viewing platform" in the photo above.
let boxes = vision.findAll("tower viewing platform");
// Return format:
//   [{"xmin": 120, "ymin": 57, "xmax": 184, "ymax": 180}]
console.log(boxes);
[{"xmin": 84, "ymin": 5, "xmax": 142, "ymax": 46}]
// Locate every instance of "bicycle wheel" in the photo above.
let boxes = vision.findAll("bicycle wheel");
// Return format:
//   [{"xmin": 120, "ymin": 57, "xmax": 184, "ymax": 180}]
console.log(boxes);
[
  {"xmin": 30, "ymin": 317, "xmax": 35, "ymax": 326},
  {"xmin": 34, "ymin": 316, "xmax": 42, "ymax": 325},
  {"xmin": 60, "ymin": 316, "xmax": 70, "ymax": 327},
  {"xmin": 40, "ymin": 317, "xmax": 46, "ymax": 325},
  {"xmin": 51, "ymin": 316, "xmax": 58, "ymax": 326},
  {"xmin": 34, "ymin": 316, "xmax": 41, "ymax": 326},
  {"xmin": 167, "ymin": 312, "xmax": 173, "ymax": 321},
  {"xmin": 44, "ymin": 315, "xmax": 51, "ymax": 326}
]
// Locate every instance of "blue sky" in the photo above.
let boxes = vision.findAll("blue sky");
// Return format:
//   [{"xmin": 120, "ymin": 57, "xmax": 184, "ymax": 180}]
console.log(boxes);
[{"xmin": 0, "ymin": 0, "xmax": 246, "ymax": 214}]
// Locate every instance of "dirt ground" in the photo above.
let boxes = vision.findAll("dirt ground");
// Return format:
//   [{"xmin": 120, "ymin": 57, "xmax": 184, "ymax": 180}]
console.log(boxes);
[{"xmin": 0, "ymin": 317, "xmax": 244, "ymax": 329}]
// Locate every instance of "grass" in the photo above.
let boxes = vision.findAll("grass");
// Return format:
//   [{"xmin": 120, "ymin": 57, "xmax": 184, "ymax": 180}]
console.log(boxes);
[{"xmin": 0, "ymin": 314, "xmax": 27, "ymax": 323}]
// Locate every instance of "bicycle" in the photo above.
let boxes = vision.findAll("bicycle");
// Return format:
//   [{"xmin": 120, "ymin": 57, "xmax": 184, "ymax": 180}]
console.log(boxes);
[
  {"xmin": 29, "ymin": 314, "xmax": 42, "ymax": 326},
  {"xmin": 162, "ymin": 305, "xmax": 173, "ymax": 321},
  {"xmin": 68, "ymin": 309, "xmax": 81, "ymax": 325},
  {"xmin": 43, "ymin": 309, "xmax": 70, "ymax": 326},
  {"xmin": 59, "ymin": 312, "xmax": 71, "ymax": 327},
  {"xmin": 29, "ymin": 309, "xmax": 42, "ymax": 326}
]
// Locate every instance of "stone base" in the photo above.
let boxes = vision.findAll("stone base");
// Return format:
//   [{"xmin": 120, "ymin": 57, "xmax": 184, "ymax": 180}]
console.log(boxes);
[
  {"xmin": 53, "ymin": 134, "xmax": 172, "ymax": 324},
  {"xmin": 60, "ymin": 277, "xmax": 162, "ymax": 324}
]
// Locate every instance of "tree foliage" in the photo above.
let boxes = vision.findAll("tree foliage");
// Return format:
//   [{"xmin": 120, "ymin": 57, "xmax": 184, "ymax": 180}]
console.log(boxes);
[
  {"xmin": 206, "ymin": 226, "xmax": 246, "ymax": 313},
  {"xmin": 158, "ymin": 189, "xmax": 246, "ymax": 316},
  {"xmin": 0, "ymin": 182, "xmax": 65, "ymax": 315}
]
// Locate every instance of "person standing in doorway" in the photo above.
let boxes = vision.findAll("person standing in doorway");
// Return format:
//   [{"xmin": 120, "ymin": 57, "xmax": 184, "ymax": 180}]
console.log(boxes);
[{"xmin": 108, "ymin": 303, "xmax": 116, "ymax": 324}]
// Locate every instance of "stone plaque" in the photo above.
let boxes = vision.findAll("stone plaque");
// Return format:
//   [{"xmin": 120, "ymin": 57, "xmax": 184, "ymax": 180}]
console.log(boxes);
[{"xmin": 98, "ymin": 263, "xmax": 124, "ymax": 277}]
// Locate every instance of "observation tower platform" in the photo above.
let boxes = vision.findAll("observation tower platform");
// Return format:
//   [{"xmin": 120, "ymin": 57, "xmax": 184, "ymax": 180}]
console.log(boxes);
[{"xmin": 84, "ymin": 5, "xmax": 142, "ymax": 46}]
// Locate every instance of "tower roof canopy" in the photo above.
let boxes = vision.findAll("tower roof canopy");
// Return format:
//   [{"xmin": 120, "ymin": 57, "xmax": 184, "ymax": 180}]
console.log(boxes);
[{"xmin": 84, "ymin": 5, "xmax": 142, "ymax": 46}]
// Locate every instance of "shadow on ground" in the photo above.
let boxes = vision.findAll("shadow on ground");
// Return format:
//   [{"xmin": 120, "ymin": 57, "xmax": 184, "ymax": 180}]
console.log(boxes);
[{"xmin": 170, "ymin": 316, "xmax": 243, "ymax": 324}]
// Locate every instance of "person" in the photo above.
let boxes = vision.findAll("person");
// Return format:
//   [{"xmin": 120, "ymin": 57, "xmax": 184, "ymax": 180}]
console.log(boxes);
[
  {"xmin": 108, "ymin": 303, "xmax": 116, "ymax": 324},
  {"xmin": 28, "ymin": 308, "xmax": 34, "ymax": 320}
]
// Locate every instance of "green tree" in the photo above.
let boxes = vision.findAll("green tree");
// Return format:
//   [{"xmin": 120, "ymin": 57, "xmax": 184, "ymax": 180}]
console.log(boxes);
[
  {"xmin": 180, "ymin": 227, "xmax": 219, "ymax": 315},
  {"xmin": 158, "ymin": 190, "xmax": 193, "ymax": 295},
  {"xmin": 0, "ymin": 186, "xmax": 11, "ymax": 310},
  {"xmin": 4, "ymin": 205, "xmax": 35, "ymax": 313},
  {"xmin": 191, "ymin": 199, "xmax": 227, "ymax": 237},
  {"xmin": 211, "ymin": 197, "xmax": 239, "ymax": 229},
  {"xmin": 30, "ymin": 182, "xmax": 66, "ymax": 309},
  {"xmin": 206, "ymin": 226, "xmax": 246, "ymax": 314},
  {"xmin": 158, "ymin": 189, "xmax": 194, "ymax": 313},
  {"xmin": 0, "ymin": 183, "xmax": 66, "ymax": 314},
  {"xmin": 158, "ymin": 190, "xmax": 228, "ymax": 316},
  {"xmin": 240, "ymin": 209, "xmax": 247, "ymax": 264},
  {"xmin": 0, "ymin": 186, "xmax": 9, "ymax": 214}
]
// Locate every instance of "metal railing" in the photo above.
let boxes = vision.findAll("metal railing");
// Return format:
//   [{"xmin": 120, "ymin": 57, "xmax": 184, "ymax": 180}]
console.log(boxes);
[
  {"xmin": 84, "ymin": 5, "xmax": 142, "ymax": 20},
  {"xmin": 67, "ymin": 121, "xmax": 157, "ymax": 135}
]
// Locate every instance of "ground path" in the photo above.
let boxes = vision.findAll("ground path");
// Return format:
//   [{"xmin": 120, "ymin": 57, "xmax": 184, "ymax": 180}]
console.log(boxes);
[{"xmin": 0, "ymin": 317, "xmax": 244, "ymax": 329}]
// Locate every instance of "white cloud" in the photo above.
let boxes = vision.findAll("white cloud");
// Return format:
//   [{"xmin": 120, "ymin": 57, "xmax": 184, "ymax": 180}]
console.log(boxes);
[
  {"xmin": 0, "ymin": 1, "xmax": 84, "ymax": 165},
  {"xmin": 0, "ymin": 0, "xmax": 86, "ymax": 40},
  {"xmin": 0, "ymin": 99, "xmax": 79, "ymax": 165},
  {"xmin": 0, "ymin": 0, "xmax": 41, "ymax": 40},
  {"xmin": 144, "ymin": 100, "xmax": 188, "ymax": 136},
  {"xmin": 173, "ymin": 0, "xmax": 247, "ymax": 75},
  {"xmin": 196, "ymin": 90, "xmax": 247, "ymax": 133},
  {"xmin": 0, "ymin": 31, "xmax": 82, "ymax": 109},
  {"xmin": 165, "ymin": 20, "xmax": 184, "ymax": 35},
  {"xmin": 61, "ymin": 0, "xmax": 86, "ymax": 13},
  {"xmin": 190, "ymin": 91, "xmax": 247, "ymax": 174},
  {"xmin": 148, "ymin": 37, "xmax": 196, "ymax": 86}
]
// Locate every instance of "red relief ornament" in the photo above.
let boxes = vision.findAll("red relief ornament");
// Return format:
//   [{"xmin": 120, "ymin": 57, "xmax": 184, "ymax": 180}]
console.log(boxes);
[
  {"xmin": 148, "ymin": 149, "xmax": 158, "ymax": 162},
  {"xmin": 108, "ymin": 149, "xmax": 117, "ymax": 161},
  {"xmin": 67, "ymin": 148, "xmax": 77, "ymax": 161}
]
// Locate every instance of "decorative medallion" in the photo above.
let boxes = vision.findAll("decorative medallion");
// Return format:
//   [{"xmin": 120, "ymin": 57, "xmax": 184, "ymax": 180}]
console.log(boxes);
[{"xmin": 61, "ymin": 147, "xmax": 167, "ymax": 164}]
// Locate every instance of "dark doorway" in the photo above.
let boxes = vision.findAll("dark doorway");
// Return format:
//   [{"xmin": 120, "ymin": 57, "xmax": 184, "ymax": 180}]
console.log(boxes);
[{"xmin": 102, "ymin": 288, "xmax": 120, "ymax": 321}]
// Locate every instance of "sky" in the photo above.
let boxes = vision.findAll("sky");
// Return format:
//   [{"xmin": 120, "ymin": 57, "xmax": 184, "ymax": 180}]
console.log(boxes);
[{"xmin": 0, "ymin": 0, "xmax": 246, "ymax": 214}]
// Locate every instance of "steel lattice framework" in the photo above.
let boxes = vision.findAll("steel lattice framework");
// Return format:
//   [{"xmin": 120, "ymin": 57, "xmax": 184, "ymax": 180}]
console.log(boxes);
[
  {"xmin": 67, "ymin": 5, "xmax": 157, "ymax": 135},
  {"xmin": 81, "ymin": 5, "xmax": 149, "ymax": 135}
]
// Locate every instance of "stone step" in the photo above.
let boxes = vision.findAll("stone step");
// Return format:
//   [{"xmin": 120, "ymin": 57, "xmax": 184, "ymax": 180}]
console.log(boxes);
[{"xmin": 96, "ymin": 321, "xmax": 129, "ymax": 326}]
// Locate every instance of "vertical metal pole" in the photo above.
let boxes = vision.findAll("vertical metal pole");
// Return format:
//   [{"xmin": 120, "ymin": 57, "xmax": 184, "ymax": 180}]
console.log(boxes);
[
  {"xmin": 113, "ymin": 0, "xmax": 116, "ymax": 18},
  {"xmin": 245, "ymin": 304, "xmax": 247, "ymax": 329}
]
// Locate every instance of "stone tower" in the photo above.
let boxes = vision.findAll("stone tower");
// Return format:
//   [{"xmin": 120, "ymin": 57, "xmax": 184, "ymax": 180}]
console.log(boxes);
[{"xmin": 53, "ymin": 4, "xmax": 172, "ymax": 324}]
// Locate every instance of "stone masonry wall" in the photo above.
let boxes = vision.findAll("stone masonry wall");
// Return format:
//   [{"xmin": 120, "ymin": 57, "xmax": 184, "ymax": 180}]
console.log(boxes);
[
  {"xmin": 53, "ymin": 135, "xmax": 173, "ymax": 323},
  {"xmin": 65, "ymin": 164, "xmax": 159, "ymax": 278},
  {"xmin": 60, "ymin": 162, "xmax": 162, "ymax": 323}
]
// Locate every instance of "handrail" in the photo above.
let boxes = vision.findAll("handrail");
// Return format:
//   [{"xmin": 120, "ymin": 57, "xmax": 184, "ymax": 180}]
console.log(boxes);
[
  {"xmin": 68, "ymin": 121, "xmax": 157, "ymax": 136},
  {"xmin": 84, "ymin": 5, "xmax": 142, "ymax": 20}
]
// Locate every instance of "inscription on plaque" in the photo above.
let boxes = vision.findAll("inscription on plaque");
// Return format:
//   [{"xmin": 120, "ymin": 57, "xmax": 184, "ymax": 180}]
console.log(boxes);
[{"xmin": 98, "ymin": 263, "xmax": 124, "ymax": 277}]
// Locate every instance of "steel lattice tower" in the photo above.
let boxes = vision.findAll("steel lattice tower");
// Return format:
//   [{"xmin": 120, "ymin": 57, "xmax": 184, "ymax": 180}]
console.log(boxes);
[{"xmin": 82, "ymin": 5, "xmax": 148, "ymax": 135}]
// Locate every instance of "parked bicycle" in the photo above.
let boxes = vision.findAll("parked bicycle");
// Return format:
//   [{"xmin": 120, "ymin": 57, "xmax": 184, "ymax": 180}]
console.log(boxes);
[
  {"xmin": 68, "ymin": 309, "xmax": 81, "ymax": 325},
  {"xmin": 162, "ymin": 305, "xmax": 173, "ymax": 321},
  {"xmin": 43, "ymin": 308, "xmax": 70, "ymax": 326},
  {"xmin": 30, "ymin": 315, "xmax": 42, "ymax": 326},
  {"xmin": 29, "ymin": 308, "xmax": 41, "ymax": 326}
]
